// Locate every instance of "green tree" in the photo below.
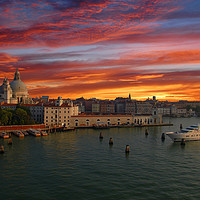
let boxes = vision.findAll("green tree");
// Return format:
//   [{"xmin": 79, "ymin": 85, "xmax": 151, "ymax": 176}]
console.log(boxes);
[
  {"xmin": 0, "ymin": 109, "xmax": 13, "ymax": 125},
  {"xmin": 0, "ymin": 106, "xmax": 35, "ymax": 126},
  {"xmin": 12, "ymin": 108, "xmax": 27, "ymax": 125},
  {"xmin": 4, "ymin": 108, "xmax": 13, "ymax": 125}
]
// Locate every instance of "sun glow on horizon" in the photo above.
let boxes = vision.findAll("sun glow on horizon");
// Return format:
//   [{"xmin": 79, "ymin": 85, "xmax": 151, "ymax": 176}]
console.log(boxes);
[{"xmin": 0, "ymin": 0, "xmax": 200, "ymax": 101}]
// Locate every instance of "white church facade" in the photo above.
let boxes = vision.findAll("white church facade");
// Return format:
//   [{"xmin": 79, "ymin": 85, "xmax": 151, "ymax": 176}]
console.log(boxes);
[{"xmin": 0, "ymin": 69, "xmax": 32, "ymax": 104}]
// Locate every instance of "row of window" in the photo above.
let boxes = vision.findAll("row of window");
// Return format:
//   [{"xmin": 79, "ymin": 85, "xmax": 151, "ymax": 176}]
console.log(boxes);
[
  {"xmin": 46, "ymin": 111, "xmax": 70, "ymax": 113},
  {"xmin": 75, "ymin": 118, "xmax": 131, "ymax": 122},
  {"xmin": 46, "ymin": 116, "xmax": 70, "ymax": 119},
  {"xmin": 46, "ymin": 119, "xmax": 70, "ymax": 122},
  {"xmin": 46, "ymin": 107, "xmax": 70, "ymax": 110},
  {"xmin": 74, "ymin": 118, "xmax": 152, "ymax": 123}
]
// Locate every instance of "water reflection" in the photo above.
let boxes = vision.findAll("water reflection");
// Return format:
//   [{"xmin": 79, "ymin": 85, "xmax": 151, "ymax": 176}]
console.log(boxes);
[{"xmin": 1, "ymin": 117, "xmax": 200, "ymax": 199}]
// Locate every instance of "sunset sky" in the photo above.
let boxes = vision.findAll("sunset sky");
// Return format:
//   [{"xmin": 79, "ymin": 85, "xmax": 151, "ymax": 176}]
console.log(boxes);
[{"xmin": 0, "ymin": 0, "xmax": 200, "ymax": 101}]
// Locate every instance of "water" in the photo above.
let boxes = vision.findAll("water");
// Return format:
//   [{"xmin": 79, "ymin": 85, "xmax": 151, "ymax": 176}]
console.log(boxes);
[{"xmin": 1, "ymin": 117, "xmax": 200, "ymax": 200}]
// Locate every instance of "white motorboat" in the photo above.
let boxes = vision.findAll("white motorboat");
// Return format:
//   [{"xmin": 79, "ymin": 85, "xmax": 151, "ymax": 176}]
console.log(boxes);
[{"xmin": 166, "ymin": 124, "xmax": 200, "ymax": 142}]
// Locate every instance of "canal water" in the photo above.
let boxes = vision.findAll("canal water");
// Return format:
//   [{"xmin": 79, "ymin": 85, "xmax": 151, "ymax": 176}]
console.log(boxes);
[{"xmin": 1, "ymin": 117, "xmax": 200, "ymax": 200}]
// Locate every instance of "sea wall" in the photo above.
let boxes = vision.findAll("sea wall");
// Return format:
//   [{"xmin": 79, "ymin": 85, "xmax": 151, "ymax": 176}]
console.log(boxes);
[{"xmin": 0, "ymin": 124, "xmax": 45, "ymax": 132}]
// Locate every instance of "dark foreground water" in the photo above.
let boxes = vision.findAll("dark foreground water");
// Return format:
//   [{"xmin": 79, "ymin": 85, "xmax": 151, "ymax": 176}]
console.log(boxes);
[{"xmin": 1, "ymin": 117, "xmax": 200, "ymax": 200}]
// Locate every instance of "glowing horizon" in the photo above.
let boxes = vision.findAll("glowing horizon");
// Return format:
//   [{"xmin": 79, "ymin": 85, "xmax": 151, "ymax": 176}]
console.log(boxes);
[{"xmin": 0, "ymin": 0, "xmax": 200, "ymax": 101}]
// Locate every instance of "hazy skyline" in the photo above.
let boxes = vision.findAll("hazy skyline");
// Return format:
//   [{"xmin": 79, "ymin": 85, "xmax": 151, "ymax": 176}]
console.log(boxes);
[{"xmin": 0, "ymin": 0, "xmax": 200, "ymax": 101}]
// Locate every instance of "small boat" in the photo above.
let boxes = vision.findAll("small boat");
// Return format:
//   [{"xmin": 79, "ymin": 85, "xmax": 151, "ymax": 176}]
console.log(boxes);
[
  {"xmin": 166, "ymin": 124, "xmax": 200, "ymax": 142},
  {"xmin": 28, "ymin": 129, "xmax": 41, "ymax": 137},
  {"xmin": 13, "ymin": 131, "xmax": 24, "ymax": 138},
  {"xmin": 37, "ymin": 129, "xmax": 48, "ymax": 136},
  {"xmin": 0, "ymin": 132, "xmax": 9, "ymax": 139},
  {"xmin": 40, "ymin": 130, "xmax": 48, "ymax": 136},
  {"xmin": 21, "ymin": 130, "xmax": 29, "ymax": 136}
]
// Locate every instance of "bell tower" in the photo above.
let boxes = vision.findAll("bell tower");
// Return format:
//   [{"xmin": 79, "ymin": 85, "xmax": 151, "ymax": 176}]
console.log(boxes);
[{"xmin": 3, "ymin": 77, "xmax": 12, "ymax": 103}]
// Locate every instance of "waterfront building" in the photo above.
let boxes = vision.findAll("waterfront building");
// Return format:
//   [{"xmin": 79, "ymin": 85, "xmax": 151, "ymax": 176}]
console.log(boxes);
[
  {"xmin": 125, "ymin": 100, "xmax": 136, "ymax": 114},
  {"xmin": 115, "ymin": 96, "xmax": 130, "ymax": 114},
  {"xmin": 44, "ymin": 103, "xmax": 79, "ymax": 127},
  {"xmin": 71, "ymin": 115, "xmax": 133, "ymax": 127},
  {"xmin": 0, "ymin": 68, "xmax": 32, "ymax": 104},
  {"xmin": 100, "ymin": 101, "xmax": 115, "ymax": 114},
  {"xmin": 92, "ymin": 103, "xmax": 100, "ymax": 113},
  {"xmin": 157, "ymin": 106, "xmax": 171, "ymax": 116},
  {"xmin": 85, "ymin": 99, "xmax": 95, "ymax": 112},
  {"xmin": 0, "ymin": 103, "xmax": 17, "ymax": 110},
  {"xmin": 70, "ymin": 111, "xmax": 162, "ymax": 128},
  {"xmin": 177, "ymin": 108, "xmax": 187, "ymax": 116},
  {"xmin": 26, "ymin": 104, "xmax": 44, "ymax": 124},
  {"xmin": 136, "ymin": 101, "xmax": 152, "ymax": 114}
]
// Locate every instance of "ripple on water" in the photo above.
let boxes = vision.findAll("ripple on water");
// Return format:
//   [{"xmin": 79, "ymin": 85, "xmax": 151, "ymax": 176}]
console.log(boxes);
[{"xmin": 1, "ymin": 117, "xmax": 200, "ymax": 199}]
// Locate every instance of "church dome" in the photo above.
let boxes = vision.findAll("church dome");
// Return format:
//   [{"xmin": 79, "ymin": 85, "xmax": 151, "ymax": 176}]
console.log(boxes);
[
  {"xmin": 10, "ymin": 80, "xmax": 28, "ymax": 94},
  {"xmin": 10, "ymin": 68, "xmax": 28, "ymax": 95}
]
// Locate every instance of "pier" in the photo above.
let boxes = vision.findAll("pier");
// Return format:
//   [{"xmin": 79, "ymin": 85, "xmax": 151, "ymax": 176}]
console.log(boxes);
[
  {"xmin": 0, "ymin": 123, "xmax": 172, "ymax": 136},
  {"xmin": 0, "ymin": 124, "xmax": 75, "ymax": 136}
]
